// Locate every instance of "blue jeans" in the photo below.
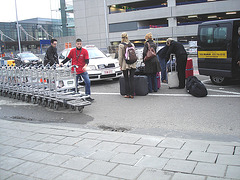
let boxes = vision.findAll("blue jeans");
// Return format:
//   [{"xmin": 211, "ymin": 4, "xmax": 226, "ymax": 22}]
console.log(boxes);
[
  {"xmin": 158, "ymin": 56, "xmax": 167, "ymax": 82},
  {"xmin": 147, "ymin": 73, "xmax": 158, "ymax": 93},
  {"xmin": 76, "ymin": 72, "xmax": 91, "ymax": 95}
]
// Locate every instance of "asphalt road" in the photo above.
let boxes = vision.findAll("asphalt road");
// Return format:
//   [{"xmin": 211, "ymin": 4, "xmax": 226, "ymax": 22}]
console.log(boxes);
[{"xmin": 1, "ymin": 57, "xmax": 240, "ymax": 142}]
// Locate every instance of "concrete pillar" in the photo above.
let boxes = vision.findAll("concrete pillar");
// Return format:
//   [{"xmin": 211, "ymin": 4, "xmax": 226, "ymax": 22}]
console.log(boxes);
[
  {"xmin": 60, "ymin": 0, "xmax": 68, "ymax": 37},
  {"xmin": 167, "ymin": 0, "xmax": 177, "ymax": 39},
  {"xmin": 167, "ymin": 0, "xmax": 176, "ymax": 7}
]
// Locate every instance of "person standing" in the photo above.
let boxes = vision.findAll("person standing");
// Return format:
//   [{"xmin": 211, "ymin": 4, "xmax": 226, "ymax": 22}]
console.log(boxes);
[
  {"xmin": 165, "ymin": 38, "xmax": 187, "ymax": 89},
  {"xmin": 61, "ymin": 38, "xmax": 94, "ymax": 102},
  {"xmin": 157, "ymin": 45, "xmax": 169, "ymax": 83},
  {"xmin": 143, "ymin": 33, "xmax": 161, "ymax": 93},
  {"xmin": 118, "ymin": 32, "xmax": 137, "ymax": 99},
  {"xmin": 44, "ymin": 39, "xmax": 59, "ymax": 66}
]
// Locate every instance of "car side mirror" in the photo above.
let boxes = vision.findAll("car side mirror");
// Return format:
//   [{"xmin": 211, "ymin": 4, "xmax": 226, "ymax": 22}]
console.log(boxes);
[{"xmin": 106, "ymin": 53, "xmax": 110, "ymax": 57}]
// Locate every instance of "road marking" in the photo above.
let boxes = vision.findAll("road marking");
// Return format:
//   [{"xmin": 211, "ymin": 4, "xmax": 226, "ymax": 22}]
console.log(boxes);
[
  {"xmin": 92, "ymin": 92, "xmax": 240, "ymax": 98},
  {"xmin": 208, "ymin": 89, "xmax": 240, "ymax": 95}
]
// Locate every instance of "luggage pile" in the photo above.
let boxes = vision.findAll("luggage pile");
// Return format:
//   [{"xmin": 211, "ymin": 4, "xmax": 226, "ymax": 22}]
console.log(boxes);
[{"xmin": 0, "ymin": 64, "xmax": 91, "ymax": 112}]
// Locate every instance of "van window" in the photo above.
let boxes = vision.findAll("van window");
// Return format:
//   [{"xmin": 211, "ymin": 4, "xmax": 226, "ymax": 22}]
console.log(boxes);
[
  {"xmin": 200, "ymin": 27, "xmax": 214, "ymax": 44},
  {"xmin": 199, "ymin": 25, "xmax": 228, "ymax": 47},
  {"xmin": 214, "ymin": 27, "xmax": 227, "ymax": 43}
]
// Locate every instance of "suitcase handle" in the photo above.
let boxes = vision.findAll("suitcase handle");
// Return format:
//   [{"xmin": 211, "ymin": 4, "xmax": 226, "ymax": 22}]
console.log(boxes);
[{"xmin": 170, "ymin": 54, "xmax": 177, "ymax": 72}]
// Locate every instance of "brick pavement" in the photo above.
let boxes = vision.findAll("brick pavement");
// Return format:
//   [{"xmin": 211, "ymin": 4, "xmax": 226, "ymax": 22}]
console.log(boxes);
[{"xmin": 0, "ymin": 119, "xmax": 239, "ymax": 180}]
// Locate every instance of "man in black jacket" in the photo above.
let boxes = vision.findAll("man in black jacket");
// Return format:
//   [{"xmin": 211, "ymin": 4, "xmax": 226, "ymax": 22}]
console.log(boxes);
[
  {"xmin": 165, "ymin": 38, "xmax": 187, "ymax": 89},
  {"xmin": 44, "ymin": 39, "xmax": 59, "ymax": 66}
]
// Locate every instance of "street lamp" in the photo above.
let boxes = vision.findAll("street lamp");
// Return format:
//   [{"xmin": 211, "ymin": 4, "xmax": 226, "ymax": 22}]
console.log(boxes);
[{"xmin": 15, "ymin": 0, "xmax": 21, "ymax": 53}]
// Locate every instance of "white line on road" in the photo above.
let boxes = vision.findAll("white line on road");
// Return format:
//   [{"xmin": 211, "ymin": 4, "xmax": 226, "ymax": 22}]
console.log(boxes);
[
  {"xmin": 91, "ymin": 92, "xmax": 240, "ymax": 98},
  {"xmin": 207, "ymin": 89, "xmax": 240, "ymax": 95}
]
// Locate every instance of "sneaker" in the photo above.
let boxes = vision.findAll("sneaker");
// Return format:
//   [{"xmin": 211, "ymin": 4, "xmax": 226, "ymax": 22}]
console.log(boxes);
[{"xmin": 86, "ymin": 97, "xmax": 94, "ymax": 102}]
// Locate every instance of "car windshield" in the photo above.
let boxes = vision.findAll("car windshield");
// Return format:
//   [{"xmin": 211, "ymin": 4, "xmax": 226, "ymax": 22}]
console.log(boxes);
[
  {"xmin": 20, "ymin": 53, "xmax": 37, "ymax": 58},
  {"xmin": 87, "ymin": 48, "xmax": 106, "ymax": 59}
]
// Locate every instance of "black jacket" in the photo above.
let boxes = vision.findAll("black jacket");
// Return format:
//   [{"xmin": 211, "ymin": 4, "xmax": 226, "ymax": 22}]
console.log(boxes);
[
  {"xmin": 157, "ymin": 45, "xmax": 169, "ymax": 59},
  {"xmin": 165, "ymin": 40, "xmax": 187, "ymax": 61},
  {"xmin": 143, "ymin": 40, "xmax": 161, "ymax": 74},
  {"xmin": 44, "ymin": 46, "xmax": 59, "ymax": 66}
]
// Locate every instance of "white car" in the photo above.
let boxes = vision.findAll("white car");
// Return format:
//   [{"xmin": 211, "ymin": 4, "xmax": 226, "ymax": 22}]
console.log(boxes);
[{"xmin": 59, "ymin": 45, "xmax": 122, "ymax": 81}]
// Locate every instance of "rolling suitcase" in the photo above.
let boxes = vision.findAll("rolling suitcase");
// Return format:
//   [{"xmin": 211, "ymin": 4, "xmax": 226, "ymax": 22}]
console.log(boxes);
[
  {"xmin": 119, "ymin": 76, "xmax": 126, "ymax": 95},
  {"xmin": 185, "ymin": 58, "xmax": 193, "ymax": 78},
  {"xmin": 134, "ymin": 75, "xmax": 148, "ymax": 96},
  {"xmin": 119, "ymin": 75, "xmax": 148, "ymax": 96},
  {"xmin": 167, "ymin": 58, "xmax": 179, "ymax": 88}
]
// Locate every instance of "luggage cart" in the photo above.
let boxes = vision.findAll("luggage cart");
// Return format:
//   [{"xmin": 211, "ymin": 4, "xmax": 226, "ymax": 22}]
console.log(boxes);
[{"xmin": 0, "ymin": 64, "xmax": 91, "ymax": 113}]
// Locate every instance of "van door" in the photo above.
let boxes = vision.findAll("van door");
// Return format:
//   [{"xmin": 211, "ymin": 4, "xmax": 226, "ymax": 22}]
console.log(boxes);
[{"xmin": 198, "ymin": 23, "xmax": 232, "ymax": 78}]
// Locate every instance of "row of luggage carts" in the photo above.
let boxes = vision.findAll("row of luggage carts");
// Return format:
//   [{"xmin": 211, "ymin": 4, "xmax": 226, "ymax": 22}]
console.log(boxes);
[{"xmin": 0, "ymin": 64, "xmax": 91, "ymax": 113}]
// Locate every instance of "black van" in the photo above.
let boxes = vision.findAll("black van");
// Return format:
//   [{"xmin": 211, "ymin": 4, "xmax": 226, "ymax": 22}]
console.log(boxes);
[{"xmin": 197, "ymin": 18, "xmax": 240, "ymax": 85}]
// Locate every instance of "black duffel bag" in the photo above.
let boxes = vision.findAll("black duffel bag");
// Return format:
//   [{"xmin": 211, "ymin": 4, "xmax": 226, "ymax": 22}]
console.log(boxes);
[{"xmin": 186, "ymin": 76, "xmax": 208, "ymax": 97}]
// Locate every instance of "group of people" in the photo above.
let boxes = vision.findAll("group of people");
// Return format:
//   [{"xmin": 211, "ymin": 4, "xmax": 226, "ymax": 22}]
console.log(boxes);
[
  {"xmin": 119, "ymin": 32, "xmax": 188, "ymax": 99},
  {"xmin": 44, "ymin": 33, "xmax": 188, "ymax": 101}
]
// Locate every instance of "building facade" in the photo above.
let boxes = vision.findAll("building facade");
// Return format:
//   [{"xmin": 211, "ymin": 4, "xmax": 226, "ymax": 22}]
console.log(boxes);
[{"xmin": 73, "ymin": 0, "xmax": 240, "ymax": 49}]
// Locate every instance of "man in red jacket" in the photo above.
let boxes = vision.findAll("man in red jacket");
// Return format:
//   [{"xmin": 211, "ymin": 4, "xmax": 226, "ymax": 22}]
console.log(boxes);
[{"xmin": 61, "ymin": 39, "xmax": 94, "ymax": 102}]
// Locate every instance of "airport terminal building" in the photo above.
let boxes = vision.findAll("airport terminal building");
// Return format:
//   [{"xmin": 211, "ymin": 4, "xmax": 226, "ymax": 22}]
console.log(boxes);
[{"xmin": 73, "ymin": 0, "xmax": 240, "ymax": 48}]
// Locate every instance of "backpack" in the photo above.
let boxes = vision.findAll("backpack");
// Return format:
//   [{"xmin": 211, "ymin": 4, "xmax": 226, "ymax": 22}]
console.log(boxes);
[
  {"xmin": 123, "ymin": 43, "xmax": 137, "ymax": 64},
  {"xmin": 186, "ymin": 76, "xmax": 208, "ymax": 97}
]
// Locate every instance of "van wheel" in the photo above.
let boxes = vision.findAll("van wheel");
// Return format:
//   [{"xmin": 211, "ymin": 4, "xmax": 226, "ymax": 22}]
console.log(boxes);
[{"xmin": 210, "ymin": 76, "xmax": 227, "ymax": 85}]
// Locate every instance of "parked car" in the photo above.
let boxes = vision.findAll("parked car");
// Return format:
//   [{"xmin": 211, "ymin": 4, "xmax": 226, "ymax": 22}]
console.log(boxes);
[
  {"xmin": 59, "ymin": 45, "xmax": 122, "ymax": 81},
  {"xmin": 15, "ymin": 52, "xmax": 43, "ymax": 66}
]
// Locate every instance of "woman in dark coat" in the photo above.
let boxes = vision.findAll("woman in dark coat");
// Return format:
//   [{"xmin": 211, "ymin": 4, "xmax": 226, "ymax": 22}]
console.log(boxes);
[{"xmin": 143, "ymin": 33, "xmax": 161, "ymax": 93}]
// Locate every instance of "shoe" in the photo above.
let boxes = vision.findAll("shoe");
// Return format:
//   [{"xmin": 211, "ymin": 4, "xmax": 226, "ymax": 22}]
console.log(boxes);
[
  {"xmin": 162, "ymin": 80, "xmax": 167, "ymax": 83},
  {"xmin": 86, "ymin": 97, "xmax": 94, "ymax": 102},
  {"xmin": 129, "ymin": 95, "xmax": 134, "ymax": 99},
  {"xmin": 124, "ymin": 95, "xmax": 130, "ymax": 98}
]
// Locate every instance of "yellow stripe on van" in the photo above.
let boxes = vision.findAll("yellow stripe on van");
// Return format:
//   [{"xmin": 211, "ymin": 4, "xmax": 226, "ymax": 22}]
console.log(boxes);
[{"xmin": 198, "ymin": 51, "xmax": 227, "ymax": 59}]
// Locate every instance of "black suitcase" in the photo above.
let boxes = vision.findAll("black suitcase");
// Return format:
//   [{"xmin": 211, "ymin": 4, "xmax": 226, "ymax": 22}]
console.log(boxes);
[{"xmin": 119, "ymin": 75, "xmax": 148, "ymax": 96}]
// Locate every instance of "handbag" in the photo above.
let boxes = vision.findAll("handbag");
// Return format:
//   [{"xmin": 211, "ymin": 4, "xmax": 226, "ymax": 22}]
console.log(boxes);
[{"xmin": 144, "ymin": 42, "xmax": 156, "ymax": 61}]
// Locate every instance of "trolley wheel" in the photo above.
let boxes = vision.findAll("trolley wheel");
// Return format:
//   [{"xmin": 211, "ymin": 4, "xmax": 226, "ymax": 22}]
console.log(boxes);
[
  {"xmin": 27, "ymin": 96, "xmax": 31, "ymax": 103},
  {"xmin": 71, "ymin": 105, "xmax": 76, "ymax": 111},
  {"xmin": 78, "ymin": 106, "xmax": 84, "ymax": 113},
  {"xmin": 17, "ymin": 94, "xmax": 21, "ymax": 100},
  {"xmin": 54, "ymin": 102, "xmax": 59, "ymax": 110},
  {"xmin": 38, "ymin": 98, "xmax": 42, "ymax": 105},
  {"xmin": 49, "ymin": 102, "xmax": 54, "ymax": 109},
  {"xmin": 21, "ymin": 95, "xmax": 25, "ymax": 101},
  {"xmin": 42, "ymin": 100, "xmax": 47, "ymax": 107}
]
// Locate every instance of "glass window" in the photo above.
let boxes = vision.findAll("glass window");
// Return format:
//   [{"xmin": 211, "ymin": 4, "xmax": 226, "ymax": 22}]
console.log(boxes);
[
  {"xmin": 87, "ymin": 48, "xmax": 106, "ymax": 59},
  {"xmin": 200, "ymin": 27, "xmax": 214, "ymax": 44},
  {"xmin": 214, "ymin": 27, "xmax": 227, "ymax": 43}
]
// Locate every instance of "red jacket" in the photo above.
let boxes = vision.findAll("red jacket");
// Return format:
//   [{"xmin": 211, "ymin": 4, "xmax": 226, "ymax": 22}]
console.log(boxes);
[{"xmin": 67, "ymin": 48, "xmax": 89, "ymax": 74}]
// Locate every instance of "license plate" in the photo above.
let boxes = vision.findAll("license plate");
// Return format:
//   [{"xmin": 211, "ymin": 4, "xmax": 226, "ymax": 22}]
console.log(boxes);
[
  {"xmin": 67, "ymin": 81, "xmax": 74, "ymax": 85},
  {"xmin": 102, "ymin": 70, "xmax": 114, "ymax": 75}
]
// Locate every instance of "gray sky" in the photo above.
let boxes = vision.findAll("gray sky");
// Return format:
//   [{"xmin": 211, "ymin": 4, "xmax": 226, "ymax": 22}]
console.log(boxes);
[{"xmin": 0, "ymin": 0, "xmax": 60, "ymax": 22}]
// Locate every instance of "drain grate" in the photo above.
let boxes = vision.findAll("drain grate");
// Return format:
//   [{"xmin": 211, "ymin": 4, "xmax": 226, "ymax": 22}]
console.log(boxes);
[
  {"xmin": 98, "ymin": 125, "xmax": 130, "ymax": 132},
  {"xmin": 10, "ymin": 116, "xmax": 33, "ymax": 121}
]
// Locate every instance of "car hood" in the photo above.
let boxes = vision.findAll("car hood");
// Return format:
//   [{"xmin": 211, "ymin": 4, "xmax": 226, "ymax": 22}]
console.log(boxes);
[
  {"xmin": 89, "ymin": 57, "xmax": 118, "ymax": 66},
  {"xmin": 21, "ymin": 57, "xmax": 39, "ymax": 61}
]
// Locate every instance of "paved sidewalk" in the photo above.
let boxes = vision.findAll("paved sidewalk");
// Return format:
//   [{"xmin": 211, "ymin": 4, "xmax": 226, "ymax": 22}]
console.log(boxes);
[{"xmin": 0, "ymin": 120, "xmax": 240, "ymax": 180}]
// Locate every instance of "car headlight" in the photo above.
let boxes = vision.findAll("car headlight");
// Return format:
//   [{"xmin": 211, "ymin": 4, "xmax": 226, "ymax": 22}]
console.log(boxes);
[
  {"xmin": 23, "ymin": 60, "xmax": 30, "ymax": 63},
  {"xmin": 86, "ymin": 65, "xmax": 96, "ymax": 71}
]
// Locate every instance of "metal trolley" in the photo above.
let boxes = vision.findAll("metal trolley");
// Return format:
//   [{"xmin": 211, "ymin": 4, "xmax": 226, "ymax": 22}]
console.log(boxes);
[{"xmin": 0, "ymin": 64, "xmax": 91, "ymax": 113}]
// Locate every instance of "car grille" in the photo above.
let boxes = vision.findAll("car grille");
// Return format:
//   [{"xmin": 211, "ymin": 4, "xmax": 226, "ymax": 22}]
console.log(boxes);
[{"xmin": 98, "ymin": 63, "xmax": 115, "ymax": 69}]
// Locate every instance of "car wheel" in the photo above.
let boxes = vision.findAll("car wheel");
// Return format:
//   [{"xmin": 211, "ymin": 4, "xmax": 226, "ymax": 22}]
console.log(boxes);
[{"xmin": 210, "ymin": 76, "xmax": 228, "ymax": 85}]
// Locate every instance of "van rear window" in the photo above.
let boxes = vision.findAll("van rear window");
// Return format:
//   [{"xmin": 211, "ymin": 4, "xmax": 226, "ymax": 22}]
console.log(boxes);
[{"xmin": 199, "ymin": 26, "xmax": 227, "ymax": 46}]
